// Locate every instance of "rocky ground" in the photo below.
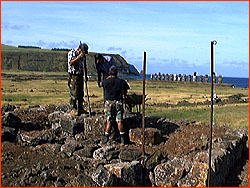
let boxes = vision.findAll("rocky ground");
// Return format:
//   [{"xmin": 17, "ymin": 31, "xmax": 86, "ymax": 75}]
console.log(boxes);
[{"xmin": 1, "ymin": 104, "xmax": 249, "ymax": 187}]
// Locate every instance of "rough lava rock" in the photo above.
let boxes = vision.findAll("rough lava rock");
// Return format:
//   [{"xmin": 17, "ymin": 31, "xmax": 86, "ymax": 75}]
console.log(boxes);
[{"xmin": 1, "ymin": 105, "xmax": 248, "ymax": 187}]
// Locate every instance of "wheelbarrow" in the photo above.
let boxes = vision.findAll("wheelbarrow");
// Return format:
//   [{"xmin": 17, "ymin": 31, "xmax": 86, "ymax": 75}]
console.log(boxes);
[{"xmin": 124, "ymin": 92, "xmax": 146, "ymax": 113}]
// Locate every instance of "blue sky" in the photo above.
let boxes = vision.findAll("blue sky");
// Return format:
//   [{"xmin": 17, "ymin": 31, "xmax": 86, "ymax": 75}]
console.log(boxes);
[{"xmin": 1, "ymin": 1, "xmax": 249, "ymax": 77}]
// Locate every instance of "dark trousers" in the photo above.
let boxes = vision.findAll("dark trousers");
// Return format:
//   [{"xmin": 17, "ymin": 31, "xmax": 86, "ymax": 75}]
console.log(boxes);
[{"xmin": 69, "ymin": 74, "xmax": 84, "ymax": 112}]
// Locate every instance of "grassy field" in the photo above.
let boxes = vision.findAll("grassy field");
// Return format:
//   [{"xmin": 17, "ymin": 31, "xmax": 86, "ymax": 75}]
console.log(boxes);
[
  {"xmin": 1, "ymin": 70, "xmax": 249, "ymax": 129},
  {"xmin": 1, "ymin": 44, "xmax": 63, "ymax": 53}
]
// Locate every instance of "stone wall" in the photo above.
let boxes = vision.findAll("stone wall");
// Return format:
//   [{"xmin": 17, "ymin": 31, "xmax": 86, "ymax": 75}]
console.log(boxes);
[{"xmin": 1, "ymin": 104, "xmax": 248, "ymax": 187}]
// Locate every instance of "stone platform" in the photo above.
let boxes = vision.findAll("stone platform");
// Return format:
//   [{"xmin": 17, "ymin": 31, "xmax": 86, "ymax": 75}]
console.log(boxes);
[{"xmin": 1, "ymin": 104, "xmax": 248, "ymax": 187}]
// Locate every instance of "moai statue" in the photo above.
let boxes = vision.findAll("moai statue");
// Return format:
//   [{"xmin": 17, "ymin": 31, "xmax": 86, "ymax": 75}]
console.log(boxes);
[
  {"xmin": 218, "ymin": 75, "xmax": 223, "ymax": 84},
  {"xmin": 158, "ymin": 72, "xmax": 162, "ymax": 80},
  {"xmin": 204, "ymin": 74, "xmax": 209, "ymax": 83},
  {"xmin": 170, "ymin": 74, "xmax": 174, "ymax": 81},
  {"xmin": 199, "ymin": 75, "xmax": 203, "ymax": 83},
  {"xmin": 150, "ymin": 74, "xmax": 154, "ymax": 80},
  {"xmin": 213, "ymin": 72, "xmax": 216, "ymax": 83},
  {"xmin": 166, "ymin": 74, "xmax": 169, "ymax": 81},
  {"xmin": 162, "ymin": 73, "xmax": 166, "ymax": 81},
  {"xmin": 154, "ymin": 73, "xmax": 158, "ymax": 80},
  {"xmin": 173, "ymin": 74, "xmax": 177, "ymax": 81},
  {"xmin": 183, "ymin": 74, "xmax": 186, "ymax": 82},
  {"xmin": 193, "ymin": 72, "xmax": 197, "ymax": 82},
  {"xmin": 178, "ymin": 74, "xmax": 182, "ymax": 81},
  {"xmin": 188, "ymin": 75, "xmax": 192, "ymax": 82}
]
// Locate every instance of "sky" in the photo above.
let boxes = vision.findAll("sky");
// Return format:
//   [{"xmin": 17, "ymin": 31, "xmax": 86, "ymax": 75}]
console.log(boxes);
[{"xmin": 1, "ymin": 1, "xmax": 249, "ymax": 77}]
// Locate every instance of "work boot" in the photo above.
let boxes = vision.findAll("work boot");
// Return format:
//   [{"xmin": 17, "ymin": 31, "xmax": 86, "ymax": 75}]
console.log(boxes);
[
  {"xmin": 120, "ymin": 134, "xmax": 125, "ymax": 145},
  {"xmin": 100, "ymin": 134, "xmax": 109, "ymax": 144}
]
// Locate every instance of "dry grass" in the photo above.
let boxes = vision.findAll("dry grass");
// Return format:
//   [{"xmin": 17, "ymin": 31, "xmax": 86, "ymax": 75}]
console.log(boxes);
[{"xmin": 1, "ymin": 70, "xmax": 249, "ymax": 128}]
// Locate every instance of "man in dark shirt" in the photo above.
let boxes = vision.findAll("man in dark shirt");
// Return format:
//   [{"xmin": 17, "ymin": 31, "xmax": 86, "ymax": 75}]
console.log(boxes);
[
  {"xmin": 101, "ymin": 65, "xmax": 130, "ymax": 145},
  {"xmin": 95, "ymin": 54, "xmax": 116, "ymax": 87}
]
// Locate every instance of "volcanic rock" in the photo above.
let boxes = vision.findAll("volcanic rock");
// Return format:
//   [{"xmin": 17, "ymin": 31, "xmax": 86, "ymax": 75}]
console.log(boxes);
[
  {"xmin": 1, "ymin": 106, "xmax": 248, "ymax": 187},
  {"xmin": 60, "ymin": 136, "xmax": 85, "ymax": 157},
  {"xmin": 92, "ymin": 165, "xmax": 117, "ymax": 186},
  {"xmin": 119, "ymin": 148, "xmax": 142, "ymax": 162},
  {"xmin": 1, "ymin": 104, "xmax": 16, "ymax": 114},
  {"xmin": 1, "ymin": 126, "xmax": 17, "ymax": 142},
  {"xmin": 17, "ymin": 129, "xmax": 56, "ymax": 146},
  {"xmin": 177, "ymin": 162, "xmax": 209, "ymax": 187},
  {"xmin": 129, "ymin": 127, "xmax": 162, "ymax": 145},
  {"xmin": 93, "ymin": 146, "xmax": 119, "ymax": 161},
  {"xmin": 84, "ymin": 115, "xmax": 106, "ymax": 139},
  {"xmin": 49, "ymin": 111, "xmax": 85, "ymax": 135},
  {"xmin": 104, "ymin": 161, "xmax": 143, "ymax": 186},
  {"xmin": 1, "ymin": 112, "xmax": 21, "ymax": 128},
  {"xmin": 73, "ymin": 145, "xmax": 99, "ymax": 158},
  {"xmin": 154, "ymin": 158, "xmax": 193, "ymax": 187},
  {"xmin": 145, "ymin": 150, "xmax": 164, "ymax": 171}
]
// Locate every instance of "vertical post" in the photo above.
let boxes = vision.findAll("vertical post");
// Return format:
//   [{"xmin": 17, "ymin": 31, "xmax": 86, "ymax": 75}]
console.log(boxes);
[
  {"xmin": 142, "ymin": 52, "xmax": 146, "ymax": 168},
  {"xmin": 208, "ymin": 40, "xmax": 217, "ymax": 187}
]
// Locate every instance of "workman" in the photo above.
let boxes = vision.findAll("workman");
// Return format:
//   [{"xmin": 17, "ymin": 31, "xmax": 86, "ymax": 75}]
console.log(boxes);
[
  {"xmin": 101, "ymin": 65, "xmax": 130, "ymax": 145},
  {"xmin": 68, "ymin": 42, "xmax": 89, "ymax": 116},
  {"xmin": 95, "ymin": 54, "xmax": 117, "ymax": 87}
]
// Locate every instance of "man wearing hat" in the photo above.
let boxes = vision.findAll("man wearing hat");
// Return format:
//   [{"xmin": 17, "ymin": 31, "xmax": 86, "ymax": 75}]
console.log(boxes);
[
  {"xmin": 68, "ymin": 42, "xmax": 89, "ymax": 116},
  {"xmin": 101, "ymin": 65, "xmax": 130, "ymax": 145}
]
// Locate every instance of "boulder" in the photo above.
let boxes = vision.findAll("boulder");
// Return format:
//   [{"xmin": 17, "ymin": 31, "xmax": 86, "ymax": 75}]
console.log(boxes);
[
  {"xmin": 154, "ymin": 158, "xmax": 192, "ymax": 187},
  {"xmin": 19, "ymin": 122, "xmax": 42, "ymax": 131},
  {"xmin": 93, "ymin": 146, "xmax": 119, "ymax": 161},
  {"xmin": 92, "ymin": 165, "xmax": 117, "ymax": 186},
  {"xmin": 177, "ymin": 162, "xmax": 209, "ymax": 187},
  {"xmin": 1, "ymin": 104, "xmax": 16, "ymax": 114},
  {"xmin": 48, "ymin": 112, "xmax": 85, "ymax": 135},
  {"xmin": 104, "ymin": 161, "xmax": 143, "ymax": 186},
  {"xmin": 1, "ymin": 126, "xmax": 17, "ymax": 142},
  {"xmin": 71, "ymin": 174, "xmax": 97, "ymax": 187},
  {"xmin": 73, "ymin": 145, "xmax": 98, "ymax": 158},
  {"xmin": 119, "ymin": 148, "xmax": 142, "ymax": 162},
  {"xmin": 60, "ymin": 136, "xmax": 84, "ymax": 157},
  {"xmin": 145, "ymin": 150, "xmax": 164, "ymax": 171},
  {"xmin": 35, "ymin": 143, "xmax": 61, "ymax": 153},
  {"xmin": 1, "ymin": 112, "xmax": 21, "ymax": 128},
  {"xmin": 17, "ymin": 129, "xmax": 56, "ymax": 146},
  {"xmin": 129, "ymin": 127, "xmax": 162, "ymax": 145},
  {"xmin": 84, "ymin": 115, "xmax": 106, "ymax": 139}
]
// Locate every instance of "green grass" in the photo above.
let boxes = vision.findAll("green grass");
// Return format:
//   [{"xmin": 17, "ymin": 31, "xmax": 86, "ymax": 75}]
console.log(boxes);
[
  {"xmin": 146, "ymin": 104, "xmax": 249, "ymax": 128},
  {"xmin": 1, "ymin": 44, "xmax": 63, "ymax": 53},
  {"xmin": 1, "ymin": 70, "xmax": 249, "ymax": 129}
]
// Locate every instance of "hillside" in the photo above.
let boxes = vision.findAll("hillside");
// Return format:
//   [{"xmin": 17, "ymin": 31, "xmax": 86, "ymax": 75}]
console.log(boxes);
[{"xmin": 1, "ymin": 44, "xmax": 139, "ymax": 76}]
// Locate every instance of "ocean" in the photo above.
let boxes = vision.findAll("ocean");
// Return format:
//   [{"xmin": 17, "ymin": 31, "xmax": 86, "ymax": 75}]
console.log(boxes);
[
  {"xmin": 121, "ymin": 75, "xmax": 249, "ymax": 89},
  {"xmin": 222, "ymin": 77, "xmax": 249, "ymax": 89}
]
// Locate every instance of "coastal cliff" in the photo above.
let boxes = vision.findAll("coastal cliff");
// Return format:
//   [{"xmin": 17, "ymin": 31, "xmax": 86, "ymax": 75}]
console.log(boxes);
[{"xmin": 1, "ymin": 44, "xmax": 139, "ymax": 76}]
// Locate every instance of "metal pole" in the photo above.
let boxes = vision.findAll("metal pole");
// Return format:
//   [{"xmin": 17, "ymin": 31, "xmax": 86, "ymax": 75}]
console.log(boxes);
[
  {"xmin": 208, "ymin": 40, "xmax": 217, "ymax": 187},
  {"xmin": 85, "ymin": 80, "xmax": 92, "ymax": 117},
  {"xmin": 142, "ymin": 51, "xmax": 146, "ymax": 168}
]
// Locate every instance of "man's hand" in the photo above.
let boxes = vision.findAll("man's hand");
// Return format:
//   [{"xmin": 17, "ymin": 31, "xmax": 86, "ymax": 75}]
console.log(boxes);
[
  {"xmin": 69, "ymin": 50, "xmax": 83, "ymax": 65},
  {"xmin": 97, "ymin": 81, "xmax": 102, "ymax": 87},
  {"xmin": 85, "ymin": 76, "xmax": 88, "ymax": 82}
]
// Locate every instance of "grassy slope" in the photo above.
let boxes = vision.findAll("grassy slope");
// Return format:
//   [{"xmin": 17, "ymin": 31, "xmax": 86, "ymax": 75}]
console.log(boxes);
[
  {"xmin": 1, "ymin": 70, "xmax": 249, "ymax": 128},
  {"xmin": 1, "ymin": 44, "xmax": 61, "ymax": 53}
]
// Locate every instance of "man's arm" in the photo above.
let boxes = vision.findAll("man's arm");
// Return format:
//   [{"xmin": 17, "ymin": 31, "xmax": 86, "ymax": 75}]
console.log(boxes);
[
  {"xmin": 123, "ymin": 80, "xmax": 130, "ymax": 96},
  {"xmin": 97, "ymin": 70, "xmax": 102, "ymax": 87},
  {"xmin": 69, "ymin": 51, "xmax": 83, "ymax": 66}
]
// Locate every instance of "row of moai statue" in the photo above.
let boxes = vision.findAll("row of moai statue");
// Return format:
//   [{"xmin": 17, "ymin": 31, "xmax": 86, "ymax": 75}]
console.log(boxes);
[{"xmin": 150, "ymin": 72, "xmax": 223, "ymax": 84}]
